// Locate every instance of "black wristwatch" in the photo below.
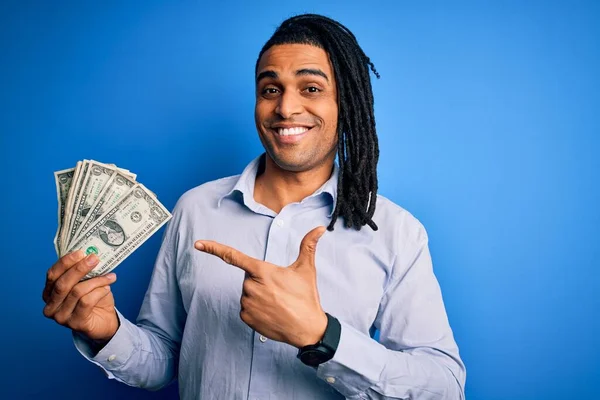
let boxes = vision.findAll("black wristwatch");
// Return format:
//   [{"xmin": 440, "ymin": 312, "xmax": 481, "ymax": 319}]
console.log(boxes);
[{"xmin": 297, "ymin": 313, "xmax": 341, "ymax": 367}]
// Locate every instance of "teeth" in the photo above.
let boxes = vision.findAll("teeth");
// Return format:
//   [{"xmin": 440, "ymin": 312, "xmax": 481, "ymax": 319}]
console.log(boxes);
[{"xmin": 277, "ymin": 127, "xmax": 309, "ymax": 136}]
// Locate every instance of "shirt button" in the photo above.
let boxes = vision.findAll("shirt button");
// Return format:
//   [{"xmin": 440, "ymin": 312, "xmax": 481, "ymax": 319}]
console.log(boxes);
[
  {"xmin": 107, "ymin": 355, "xmax": 116, "ymax": 362},
  {"xmin": 259, "ymin": 335, "xmax": 267, "ymax": 343},
  {"xmin": 326, "ymin": 376, "xmax": 336, "ymax": 384},
  {"xmin": 276, "ymin": 219, "xmax": 284, "ymax": 227}
]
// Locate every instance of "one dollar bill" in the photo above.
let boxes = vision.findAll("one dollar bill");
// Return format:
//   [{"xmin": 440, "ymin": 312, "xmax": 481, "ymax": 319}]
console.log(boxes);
[
  {"xmin": 53, "ymin": 167, "xmax": 75, "ymax": 256},
  {"xmin": 66, "ymin": 161, "xmax": 116, "ymax": 249},
  {"xmin": 72, "ymin": 170, "xmax": 137, "ymax": 242},
  {"xmin": 66, "ymin": 183, "xmax": 172, "ymax": 280}
]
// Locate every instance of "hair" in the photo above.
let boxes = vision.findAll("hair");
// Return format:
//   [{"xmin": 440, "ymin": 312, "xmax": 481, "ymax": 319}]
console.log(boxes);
[{"xmin": 256, "ymin": 13, "xmax": 380, "ymax": 231}]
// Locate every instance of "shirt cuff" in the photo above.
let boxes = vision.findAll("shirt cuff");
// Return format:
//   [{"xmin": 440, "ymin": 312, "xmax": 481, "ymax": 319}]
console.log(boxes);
[
  {"xmin": 72, "ymin": 309, "xmax": 139, "ymax": 379},
  {"xmin": 316, "ymin": 319, "xmax": 387, "ymax": 399}
]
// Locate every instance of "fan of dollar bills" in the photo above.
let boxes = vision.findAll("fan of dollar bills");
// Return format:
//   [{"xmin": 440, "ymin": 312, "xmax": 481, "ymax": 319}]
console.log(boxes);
[{"xmin": 53, "ymin": 160, "xmax": 172, "ymax": 280}]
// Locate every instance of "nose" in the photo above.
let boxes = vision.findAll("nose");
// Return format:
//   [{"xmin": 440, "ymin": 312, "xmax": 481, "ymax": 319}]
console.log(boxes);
[{"xmin": 275, "ymin": 90, "xmax": 303, "ymax": 119}]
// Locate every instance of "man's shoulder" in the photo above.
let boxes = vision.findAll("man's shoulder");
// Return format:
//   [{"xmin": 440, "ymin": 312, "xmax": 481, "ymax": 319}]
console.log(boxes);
[
  {"xmin": 375, "ymin": 194, "xmax": 428, "ymax": 244},
  {"xmin": 174, "ymin": 174, "xmax": 240, "ymax": 211}
]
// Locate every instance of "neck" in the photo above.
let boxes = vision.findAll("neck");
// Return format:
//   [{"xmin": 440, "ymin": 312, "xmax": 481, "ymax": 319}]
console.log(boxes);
[{"xmin": 254, "ymin": 154, "xmax": 335, "ymax": 214}]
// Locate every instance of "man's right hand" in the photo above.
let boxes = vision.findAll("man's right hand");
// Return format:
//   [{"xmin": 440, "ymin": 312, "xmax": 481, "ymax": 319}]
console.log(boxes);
[{"xmin": 43, "ymin": 250, "xmax": 119, "ymax": 343}]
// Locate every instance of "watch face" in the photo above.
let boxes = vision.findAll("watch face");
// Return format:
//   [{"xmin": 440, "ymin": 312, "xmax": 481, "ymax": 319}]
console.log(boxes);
[{"xmin": 301, "ymin": 349, "xmax": 326, "ymax": 366}]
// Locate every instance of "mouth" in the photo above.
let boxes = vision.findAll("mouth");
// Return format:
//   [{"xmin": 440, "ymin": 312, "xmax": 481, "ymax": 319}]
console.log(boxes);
[{"xmin": 269, "ymin": 125, "xmax": 314, "ymax": 144}]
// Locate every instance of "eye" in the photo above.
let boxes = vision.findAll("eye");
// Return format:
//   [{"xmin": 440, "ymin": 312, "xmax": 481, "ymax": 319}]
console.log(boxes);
[
  {"xmin": 305, "ymin": 86, "xmax": 321, "ymax": 93},
  {"xmin": 261, "ymin": 87, "xmax": 280, "ymax": 97}
]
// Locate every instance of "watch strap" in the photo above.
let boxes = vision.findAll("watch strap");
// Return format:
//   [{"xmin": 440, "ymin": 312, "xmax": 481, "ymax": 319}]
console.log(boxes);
[{"xmin": 320, "ymin": 313, "xmax": 341, "ymax": 353}]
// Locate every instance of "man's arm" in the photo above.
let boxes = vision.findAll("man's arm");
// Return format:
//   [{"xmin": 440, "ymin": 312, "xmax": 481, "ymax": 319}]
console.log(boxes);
[
  {"xmin": 316, "ymin": 230, "xmax": 466, "ymax": 399},
  {"xmin": 73, "ymin": 214, "xmax": 186, "ymax": 391},
  {"xmin": 194, "ymin": 219, "xmax": 465, "ymax": 399}
]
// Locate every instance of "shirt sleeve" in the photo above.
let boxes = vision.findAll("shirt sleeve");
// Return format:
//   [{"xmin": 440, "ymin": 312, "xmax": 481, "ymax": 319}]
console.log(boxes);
[
  {"xmin": 72, "ymin": 212, "xmax": 187, "ymax": 391},
  {"xmin": 316, "ymin": 227, "xmax": 466, "ymax": 399}
]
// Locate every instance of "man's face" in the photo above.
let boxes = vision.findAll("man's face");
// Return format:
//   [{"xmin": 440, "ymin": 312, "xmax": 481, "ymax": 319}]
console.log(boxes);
[{"xmin": 255, "ymin": 44, "xmax": 338, "ymax": 172}]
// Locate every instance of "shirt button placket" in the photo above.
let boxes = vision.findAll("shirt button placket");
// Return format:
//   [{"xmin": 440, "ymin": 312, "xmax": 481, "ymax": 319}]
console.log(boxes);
[
  {"xmin": 247, "ymin": 215, "xmax": 287, "ymax": 400},
  {"xmin": 247, "ymin": 330, "xmax": 273, "ymax": 399}
]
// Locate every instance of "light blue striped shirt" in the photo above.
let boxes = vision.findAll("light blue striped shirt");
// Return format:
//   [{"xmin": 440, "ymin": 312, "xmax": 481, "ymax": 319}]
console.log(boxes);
[{"xmin": 74, "ymin": 154, "xmax": 466, "ymax": 399}]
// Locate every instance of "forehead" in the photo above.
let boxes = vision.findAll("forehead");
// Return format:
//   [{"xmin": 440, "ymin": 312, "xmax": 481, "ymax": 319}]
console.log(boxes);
[{"xmin": 257, "ymin": 44, "xmax": 333, "ymax": 75}]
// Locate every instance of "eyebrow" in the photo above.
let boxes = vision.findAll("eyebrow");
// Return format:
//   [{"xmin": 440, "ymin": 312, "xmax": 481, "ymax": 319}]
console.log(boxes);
[{"xmin": 256, "ymin": 68, "xmax": 329, "ymax": 84}]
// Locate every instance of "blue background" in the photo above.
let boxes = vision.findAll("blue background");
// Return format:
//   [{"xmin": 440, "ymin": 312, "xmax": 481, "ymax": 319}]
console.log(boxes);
[{"xmin": 1, "ymin": 1, "xmax": 598, "ymax": 399}]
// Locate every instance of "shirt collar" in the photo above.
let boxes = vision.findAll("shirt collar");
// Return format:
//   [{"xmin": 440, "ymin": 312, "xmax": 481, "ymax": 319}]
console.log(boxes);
[{"xmin": 218, "ymin": 153, "xmax": 338, "ymax": 217}]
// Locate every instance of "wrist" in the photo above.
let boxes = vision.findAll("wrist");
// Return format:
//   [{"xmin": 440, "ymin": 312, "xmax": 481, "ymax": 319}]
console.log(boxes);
[
  {"xmin": 297, "ymin": 311, "xmax": 328, "ymax": 348},
  {"xmin": 84, "ymin": 309, "xmax": 121, "ymax": 351}
]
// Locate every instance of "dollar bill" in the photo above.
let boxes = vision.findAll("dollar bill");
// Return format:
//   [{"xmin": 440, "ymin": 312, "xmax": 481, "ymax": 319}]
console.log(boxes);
[
  {"xmin": 66, "ymin": 161, "xmax": 117, "ymax": 249},
  {"xmin": 67, "ymin": 160, "xmax": 90, "ymax": 233},
  {"xmin": 118, "ymin": 168, "xmax": 136, "ymax": 181},
  {"xmin": 59, "ymin": 161, "xmax": 84, "ymax": 255},
  {"xmin": 53, "ymin": 168, "xmax": 75, "ymax": 256},
  {"xmin": 67, "ymin": 183, "xmax": 172, "ymax": 280},
  {"xmin": 73, "ymin": 170, "xmax": 137, "ymax": 241},
  {"xmin": 102, "ymin": 162, "xmax": 137, "ymax": 180}
]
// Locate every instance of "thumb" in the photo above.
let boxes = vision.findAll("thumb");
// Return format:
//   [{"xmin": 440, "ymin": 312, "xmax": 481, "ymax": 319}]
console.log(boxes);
[{"xmin": 294, "ymin": 226, "xmax": 327, "ymax": 271}]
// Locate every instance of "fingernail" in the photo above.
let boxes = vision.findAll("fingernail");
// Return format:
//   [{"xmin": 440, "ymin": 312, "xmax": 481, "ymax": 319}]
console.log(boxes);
[
  {"xmin": 106, "ymin": 273, "xmax": 116, "ymax": 280},
  {"xmin": 86, "ymin": 254, "xmax": 98, "ymax": 266},
  {"xmin": 195, "ymin": 242, "xmax": 204, "ymax": 250}
]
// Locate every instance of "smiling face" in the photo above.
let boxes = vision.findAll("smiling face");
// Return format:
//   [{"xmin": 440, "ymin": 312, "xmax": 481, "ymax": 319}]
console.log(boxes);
[{"xmin": 255, "ymin": 44, "xmax": 339, "ymax": 172}]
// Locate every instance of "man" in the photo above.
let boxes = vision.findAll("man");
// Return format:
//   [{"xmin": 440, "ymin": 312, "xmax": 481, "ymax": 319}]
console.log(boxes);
[{"xmin": 43, "ymin": 14, "xmax": 466, "ymax": 399}]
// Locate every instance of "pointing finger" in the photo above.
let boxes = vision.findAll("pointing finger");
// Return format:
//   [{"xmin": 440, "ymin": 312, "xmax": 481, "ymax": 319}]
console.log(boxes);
[{"xmin": 195, "ymin": 240, "xmax": 264, "ymax": 277}]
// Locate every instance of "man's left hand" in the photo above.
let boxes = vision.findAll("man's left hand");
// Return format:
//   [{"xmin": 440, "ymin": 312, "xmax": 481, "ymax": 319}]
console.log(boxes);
[{"xmin": 194, "ymin": 226, "xmax": 328, "ymax": 349}]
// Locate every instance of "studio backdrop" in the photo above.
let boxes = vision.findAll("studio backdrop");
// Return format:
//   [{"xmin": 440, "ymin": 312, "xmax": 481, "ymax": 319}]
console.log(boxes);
[{"xmin": 1, "ymin": 1, "xmax": 598, "ymax": 399}]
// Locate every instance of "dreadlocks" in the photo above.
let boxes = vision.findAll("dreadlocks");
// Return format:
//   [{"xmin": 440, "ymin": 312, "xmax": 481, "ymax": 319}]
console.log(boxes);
[{"xmin": 256, "ymin": 14, "xmax": 380, "ymax": 231}]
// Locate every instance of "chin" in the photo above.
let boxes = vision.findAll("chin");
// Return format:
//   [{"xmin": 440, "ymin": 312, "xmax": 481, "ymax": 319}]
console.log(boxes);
[
  {"xmin": 272, "ymin": 158, "xmax": 309, "ymax": 172},
  {"xmin": 268, "ymin": 153, "xmax": 314, "ymax": 172}
]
